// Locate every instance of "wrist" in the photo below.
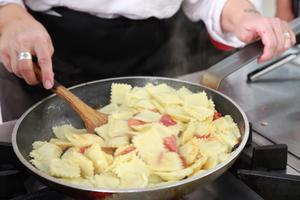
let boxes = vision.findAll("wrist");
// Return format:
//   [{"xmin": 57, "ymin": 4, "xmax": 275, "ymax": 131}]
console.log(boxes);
[
  {"xmin": 0, "ymin": 4, "xmax": 30, "ymax": 32},
  {"xmin": 221, "ymin": 0, "xmax": 260, "ymax": 33}
]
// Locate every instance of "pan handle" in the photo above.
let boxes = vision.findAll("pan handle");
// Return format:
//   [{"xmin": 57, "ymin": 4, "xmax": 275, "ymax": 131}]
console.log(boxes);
[{"xmin": 200, "ymin": 17, "xmax": 300, "ymax": 90}]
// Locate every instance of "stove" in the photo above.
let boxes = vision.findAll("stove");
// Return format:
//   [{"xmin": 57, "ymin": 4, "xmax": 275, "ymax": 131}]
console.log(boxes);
[
  {"xmin": 1, "ymin": 49, "xmax": 300, "ymax": 199},
  {"xmin": 0, "ymin": 121, "xmax": 264, "ymax": 200}
]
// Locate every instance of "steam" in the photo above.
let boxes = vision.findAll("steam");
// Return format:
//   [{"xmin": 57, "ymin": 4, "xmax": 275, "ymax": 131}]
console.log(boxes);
[{"xmin": 163, "ymin": 10, "xmax": 233, "ymax": 77}]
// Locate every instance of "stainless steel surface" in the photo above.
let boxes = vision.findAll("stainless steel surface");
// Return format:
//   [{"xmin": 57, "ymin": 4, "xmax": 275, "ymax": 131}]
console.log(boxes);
[
  {"xmin": 199, "ymin": 17, "xmax": 300, "ymax": 90},
  {"xmin": 249, "ymin": 54, "xmax": 298, "ymax": 82},
  {"xmin": 221, "ymin": 62, "xmax": 300, "ymax": 170},
  {"xmin": 179, "ymin": 48, "xmax": 300, "ymax": 173},
  {"xmin": 12, "ymin": 77, "xmax": 249, "ymax": 200}
]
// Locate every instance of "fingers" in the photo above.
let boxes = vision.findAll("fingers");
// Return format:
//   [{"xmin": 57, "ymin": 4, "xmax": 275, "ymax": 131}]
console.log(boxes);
[
  {"xmin": 16, "ymin": 42, "xmax": 39, "ymax": 85},
  {"xmin": 34, "ymin": 37, "xmax": 54, "ymax": 89},
  {"xmin": 11, "ymin": 36, "xmax": 54, "ymax": 89},
  {"xmin": 257, "ymin": 22, "xmax": 277, "ymax": 63},
  {"xmin": 0, "ymin": 17, "xmax": 54, "ymax": 88},
  {"xmin": 258, "ymin": 18, "xmax": 296, "ymax": 63},
  {"xmin": 18, "ymin": 55, "xmax": 39, "ymax": 85},
  {"xmin": 10, "ymin": 49, "xmax": 22, "ymax": 78},
  {"xmin": 271, "ymin": 18, "xmax": 285, "ymax": 55},
  {"xmin": 282, "ymin": 21, "xmax": 296, "ymax": 49},
  {"xmin": 7, "ymin": 41, "xmax": 54, "ymax": 89},
  {"xmin": 8, "ymin": 40, "xmax": 39, "ymax": 85}
]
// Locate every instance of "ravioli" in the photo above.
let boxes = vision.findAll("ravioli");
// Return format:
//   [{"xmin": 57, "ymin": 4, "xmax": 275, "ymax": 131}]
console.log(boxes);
[
  {"xmin": 84, "ymin": 144, "xmax": 113, "ymax": 174},
  {"xmin": 65, "ymin": 132, "xmax": 104, "ymax": 147},
  {"xmin": 50, "ymin": 158, "xmax": 80, "ymax": 179},
  {"xmin": 29, "ymin": 82, "xmax": 241, "ymax": 189}
]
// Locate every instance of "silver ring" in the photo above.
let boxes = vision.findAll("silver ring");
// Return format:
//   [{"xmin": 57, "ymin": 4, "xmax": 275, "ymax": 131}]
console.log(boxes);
[
  {"xmin": 18, "ymin": 52, "xmax": 32, "ymax": 60},
  {"xmin": 283, "ymin": 32, "xmax": 291, "ymax": 39}
]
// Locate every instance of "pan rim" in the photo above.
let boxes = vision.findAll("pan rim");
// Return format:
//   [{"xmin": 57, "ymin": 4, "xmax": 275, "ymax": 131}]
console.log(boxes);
[{"xmin": 12, "ymin": 76, "xmax": 249, "ymax": 193}]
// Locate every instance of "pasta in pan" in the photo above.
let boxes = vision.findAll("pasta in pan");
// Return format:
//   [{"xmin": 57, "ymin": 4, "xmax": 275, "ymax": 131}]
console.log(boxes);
[{"xmin": 29, "ymin": 83, "xmax": 241, "ymax": 189}]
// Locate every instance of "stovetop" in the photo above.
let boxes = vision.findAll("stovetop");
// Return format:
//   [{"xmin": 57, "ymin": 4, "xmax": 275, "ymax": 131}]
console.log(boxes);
[{"xmin": 2, "ymin": 48, "xmax": 300, "ymax": 199}]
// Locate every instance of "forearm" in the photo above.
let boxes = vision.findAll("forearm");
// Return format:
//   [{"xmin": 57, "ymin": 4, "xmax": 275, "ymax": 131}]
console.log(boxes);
[
  {"xmin": 276, "ymin": 0, "xmax": 294, "ymax": 21},
  {"xmin": 276, "ymin": 0, "xmax": 292, "ymax": 10},
  {"xmin": 0, "ymin": 3, "xmax": 29, "ymax": 32},
  {"xmin": 221, "ymin": 0, "xmax": 259, "ymax": 33}
]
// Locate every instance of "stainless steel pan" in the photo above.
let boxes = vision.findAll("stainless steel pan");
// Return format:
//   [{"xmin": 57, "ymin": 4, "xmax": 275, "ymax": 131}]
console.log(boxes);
[{"xmin": 12, "ymin": 77, "xmax": 249, "ymax": 200}]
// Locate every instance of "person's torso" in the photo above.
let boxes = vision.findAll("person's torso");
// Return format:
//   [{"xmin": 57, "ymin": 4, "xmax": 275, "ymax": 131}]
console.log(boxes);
[{"xmin": 25, "ymin": 0, "xmax": 183, "ymax": 19}]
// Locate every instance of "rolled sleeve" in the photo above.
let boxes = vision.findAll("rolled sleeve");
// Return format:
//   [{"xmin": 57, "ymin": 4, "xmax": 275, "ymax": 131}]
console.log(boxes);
[
  {"xmin": 183, "ymin": 0, "xmax": 262, "ymax": 48},
  {"xmin": 0, "ymin": 0, "xmax": 24, "ymax": 7}
]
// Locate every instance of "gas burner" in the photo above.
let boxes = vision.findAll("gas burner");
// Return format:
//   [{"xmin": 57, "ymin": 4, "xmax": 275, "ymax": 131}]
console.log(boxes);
[
  {"xmin": 0, "ymin": 142, "xmax": 28, "ymax": 199},
  {"xmin": 238, "ymin": 169, "xmax": 300, "ymax": 200},
  {"xmin": 0, "ymin": 169, "xmax": 26, "ymax": 199},
  {"xmin": 229, "ymin": 124, "xmax": 300, "ymax": 200},
  {"xmin": 251, "ymin": 144, "xmax": 287, "ymax": 170}
]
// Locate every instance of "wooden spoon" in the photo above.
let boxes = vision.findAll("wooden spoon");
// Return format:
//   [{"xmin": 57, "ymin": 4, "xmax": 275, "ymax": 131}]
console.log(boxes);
[{"xmin": 33, "ymin": 63, "xmax": 108, "ymax": 132}]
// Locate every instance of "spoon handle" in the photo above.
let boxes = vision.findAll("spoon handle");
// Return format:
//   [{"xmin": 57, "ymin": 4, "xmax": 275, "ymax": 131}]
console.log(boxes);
[{"xmin": 33, "ymin": 63, "xmax": 107, "ymax": 132}]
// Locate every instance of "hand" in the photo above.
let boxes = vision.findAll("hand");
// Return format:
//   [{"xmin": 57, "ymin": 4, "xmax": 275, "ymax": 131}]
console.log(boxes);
[
  {"xmin": 0, "ymin": 4, "xmax": 54, "ymax": 89},
  {"xmin": 233, "ymin": 14, "xmax": 296, "ymax": 63},
  {"xmin": 221, "ymin": 0, "xmax": 296, "ymax": 64}
]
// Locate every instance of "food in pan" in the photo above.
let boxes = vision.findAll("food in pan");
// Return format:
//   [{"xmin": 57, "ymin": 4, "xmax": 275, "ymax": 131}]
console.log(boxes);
[{"xmin": 29, "ymin": 83, "xmax": 241, "ymax": 189}]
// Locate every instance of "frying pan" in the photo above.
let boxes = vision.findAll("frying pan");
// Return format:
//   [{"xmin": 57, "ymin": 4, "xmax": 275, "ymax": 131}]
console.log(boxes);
[{"xmin": 12, "ymin": 76, "xmax": 249, "ymax": 200}]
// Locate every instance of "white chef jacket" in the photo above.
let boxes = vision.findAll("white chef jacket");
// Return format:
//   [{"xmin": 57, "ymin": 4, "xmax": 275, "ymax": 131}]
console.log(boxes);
[{"xmin": 0, "ymin": 0, "xmax": 262, "ymax": 48}]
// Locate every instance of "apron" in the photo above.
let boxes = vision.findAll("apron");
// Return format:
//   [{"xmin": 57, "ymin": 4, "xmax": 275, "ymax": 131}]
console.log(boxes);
[{"xmin": 31, "ymin": 7, "xmax": 177, "ymax": 86}]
